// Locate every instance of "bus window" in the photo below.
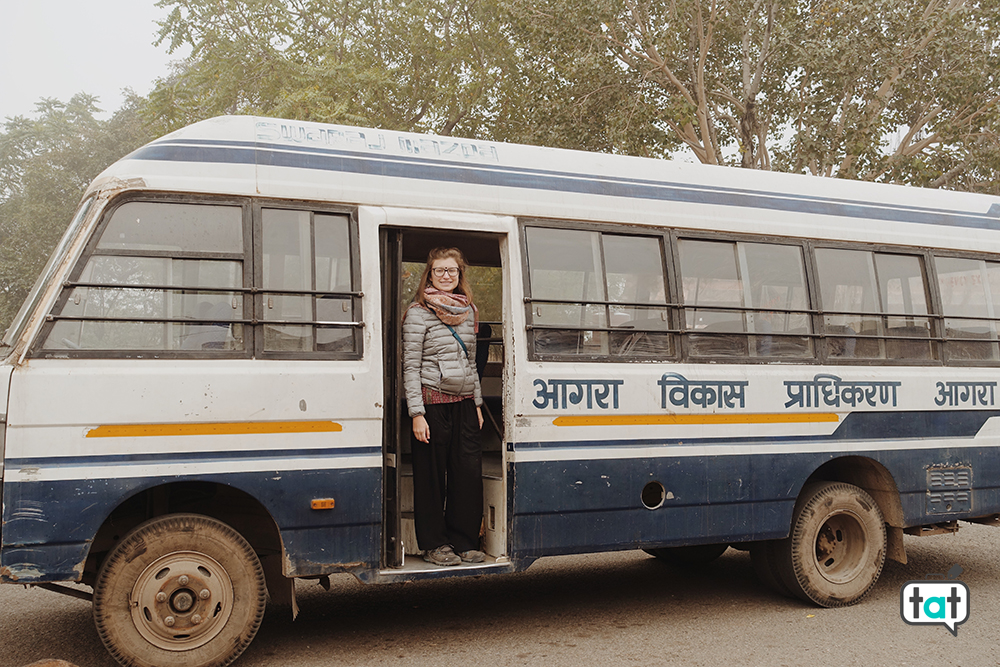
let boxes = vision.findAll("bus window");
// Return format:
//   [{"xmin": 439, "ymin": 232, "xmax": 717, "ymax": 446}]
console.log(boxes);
[
  {"xmin": 526, "ymin": 227, "xmax": 607, "ymax": 356},
  {"xmin": 815, "ymin": 248, "xmax": 933, "ymax": 360},
  {"xmin": 876, "ymin": 253, "xmax": 933, "ymax": 360},
  {"xmin": 260, "ymin": 209, "xmax": 357, "ymax": 354},
  {"xmin": 40, "ymin": 201, "xmax": 246, "ymax": 353},
  {"xmin": 678, "ymin": 239, "xmax": 811, "ymax": 358},
  {"xmin": 935, "ymin": 256, "xmax": 1000, "ymax": 361},
  {"xmin": 815, "ymin": 248, "xmax": 880, "ymax": 358},
  {"xmin": 678, "ymin": 239, "xmax": 747, "ymax": 357},
  {"xmin": 603, "ymin": 234, "xmax": 672, "ymax": 358},
  {"xmin": 525, "ymin": 226, "xmax": 671, "ymax": 359},
  {"xmin": 743, "ymin": 242, "xmax": 812, "ymax": 357}
]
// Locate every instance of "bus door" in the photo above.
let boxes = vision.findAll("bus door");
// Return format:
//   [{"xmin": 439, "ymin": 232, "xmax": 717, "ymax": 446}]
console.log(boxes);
[{"xmin": 380, "ymin": 224, "xmax": 508, "ymax": 569}]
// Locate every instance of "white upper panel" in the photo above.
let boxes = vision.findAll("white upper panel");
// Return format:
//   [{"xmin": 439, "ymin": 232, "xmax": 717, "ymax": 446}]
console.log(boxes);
[{"xmin": 87, "ymin": 115, "xmax": 1000, "ymax": 252}]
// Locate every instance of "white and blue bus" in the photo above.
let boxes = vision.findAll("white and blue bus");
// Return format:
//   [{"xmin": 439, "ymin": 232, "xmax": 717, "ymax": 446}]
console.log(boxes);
[{"xmin": 4, "ymin": 115, "xmax": 1000, "ymax": 666}]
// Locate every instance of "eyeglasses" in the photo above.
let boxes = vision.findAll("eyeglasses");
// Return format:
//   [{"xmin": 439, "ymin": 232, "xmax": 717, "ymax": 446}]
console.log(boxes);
[{"xmin": 431, "ymin": 267, "xmax": 460, "ymax": 277}]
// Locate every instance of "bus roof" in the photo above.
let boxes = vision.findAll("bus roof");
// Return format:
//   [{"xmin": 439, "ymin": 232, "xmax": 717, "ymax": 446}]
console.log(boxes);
[{"xmin": 87, "ymin": 115, "xmax": 1000, "ymax": 250}]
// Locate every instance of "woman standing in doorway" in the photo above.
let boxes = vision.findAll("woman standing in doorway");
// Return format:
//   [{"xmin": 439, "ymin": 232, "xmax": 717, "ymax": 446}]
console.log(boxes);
[{"xmin": 402, "ymin": 247, "xmax": 485, "ymax": 566}]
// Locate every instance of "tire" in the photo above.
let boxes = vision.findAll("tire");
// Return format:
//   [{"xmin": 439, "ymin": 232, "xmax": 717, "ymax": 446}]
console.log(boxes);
[
  {"xmin": 750, "ymin": 541, "xmax": 792, "ymax": 597},
  {"xmin": 644, "ymin": 543, "xmax": 729, "ymax": 566},
  {"xmin": 93, "ymin": 514, "xmax": 267, "ymax": 667},
  {"xmin": 774, "ymin": 482, "xmax": 886, "ymax": 607}
]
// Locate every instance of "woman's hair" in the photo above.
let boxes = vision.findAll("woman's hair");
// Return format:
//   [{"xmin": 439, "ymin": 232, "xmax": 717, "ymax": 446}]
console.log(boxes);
[{"xmin": 414, "ymin": 247, "xmax": 474, "ymax": 307}]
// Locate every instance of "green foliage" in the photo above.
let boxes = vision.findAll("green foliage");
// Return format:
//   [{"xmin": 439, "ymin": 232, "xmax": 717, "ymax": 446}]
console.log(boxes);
[
  {"xmin": 510, "ymin": 0, "xmax": 794, "ymax": 166},
  {"xmin": 0, "ymin": 95, "xmax": 155, "ymax": 333},
  {"xmin": 774, "ymin": 0, "xmax": 1000, "ymax": 190},
  {"xmin": 149, "ymin": 0, "xmax": 523, "ymax": 138},
  {"xmin": 147, "ymin": 0, "xmax": 673, "ymax": 154}
]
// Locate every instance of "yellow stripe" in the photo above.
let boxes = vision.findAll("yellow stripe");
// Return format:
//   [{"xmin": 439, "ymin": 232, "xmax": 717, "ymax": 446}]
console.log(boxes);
[
  {"xmin": 552, "ymin": 413, "xmax": 840, "ymax": 427},
  {"xmin": 86, "ymin": 421, "xmax": 343, "ymax": 438}
]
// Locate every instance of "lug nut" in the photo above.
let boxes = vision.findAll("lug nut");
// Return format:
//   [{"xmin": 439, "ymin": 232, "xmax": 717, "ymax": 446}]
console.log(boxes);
[
  {"xmin": 199, "ymin": 589, "xmax": 211, "ymax": 600},
  {"xmin": 192, "ymin": 614, "xmax": 202, "ymax": 624},
  {"xmin": 156, "ymin": 592, "xmax": 167, "ymax": 603},
  {"xmin": 164, "ymin": 616, "xmax": 175, "ymax": 627},
  {"xmin": 178, "ymin": 575, "xmax": 189, "ymax": 586}
]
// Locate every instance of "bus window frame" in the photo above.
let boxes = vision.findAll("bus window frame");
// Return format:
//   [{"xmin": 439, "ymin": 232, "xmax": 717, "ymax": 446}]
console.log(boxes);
[
  {"xmin": 252, "ymin": 199, "xmax": 363, "ymax": 361},
  {"xmin": 521, "ymin": 218, "xmax": 984, "ymax": 367},
  {"xmin": 28, "ymin": 193, "xmax": 364, "ymax": 361},
  {"xmin": 929, "ymin": 247, "xmax": 1000, "ymax": 367},
  {"xmin": 671, "ymin": 230, "xmax": 818, "ymax": 363},
  {"xmin": 809, "ymin": 239, "xmax": 942, "ymax": 367},
  {"xmin": 31, "ymin": 192, "xmax": 253, "ymax": 360},
  {"xmin": 520, "ymin": 217, "xmax": 679, "ymax": 363}
]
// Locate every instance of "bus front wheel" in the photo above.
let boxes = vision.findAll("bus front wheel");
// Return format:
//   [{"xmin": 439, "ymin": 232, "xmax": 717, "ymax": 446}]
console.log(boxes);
[
  {"xmin": 93, "ymin": 514, "xmax": 267, "ymax": 667},
  {"xmin": 775, "ymin": 482, "xmax": 886, "ymax": 607}
]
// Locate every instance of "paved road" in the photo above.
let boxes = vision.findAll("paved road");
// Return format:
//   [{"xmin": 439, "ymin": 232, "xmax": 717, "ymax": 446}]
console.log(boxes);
[{"xmin": 3, "ymin": 524, "xmax": 999, "ymax": 667}]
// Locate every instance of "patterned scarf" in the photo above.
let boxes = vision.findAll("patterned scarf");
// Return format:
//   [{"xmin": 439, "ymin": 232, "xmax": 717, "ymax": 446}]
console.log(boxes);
[{"xmin": 422, "ymin": 287, "xmax": 478, "ymax": 331}]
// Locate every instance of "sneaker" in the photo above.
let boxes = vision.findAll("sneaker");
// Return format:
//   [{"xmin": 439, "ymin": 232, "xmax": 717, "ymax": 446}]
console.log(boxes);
[
  {"xmin": 424, "ymin": 545, "xmax": 461, "ymax": 566},
  {"xmin": 457, "ymin": 549, "xmax": 486, "ymax": 563}
]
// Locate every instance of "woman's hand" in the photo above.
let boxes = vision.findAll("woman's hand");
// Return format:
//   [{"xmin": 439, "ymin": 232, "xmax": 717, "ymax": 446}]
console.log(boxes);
[
  {"xmin": 412, "ymin": 415, "xmax": 430, "ymax": 443},
  {"xmin": 477, "ymin": 406, "xmax": 484, "ymax": 430}
]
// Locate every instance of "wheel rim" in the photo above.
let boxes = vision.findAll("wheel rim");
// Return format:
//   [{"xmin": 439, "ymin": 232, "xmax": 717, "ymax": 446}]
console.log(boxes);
[
  {"xmin": 812, "ymin": 510, "xmax": 870, "ymax": 585},
  {"xmin": 129, "ymin": 550, "xmax": 235, "ymax": 651}
]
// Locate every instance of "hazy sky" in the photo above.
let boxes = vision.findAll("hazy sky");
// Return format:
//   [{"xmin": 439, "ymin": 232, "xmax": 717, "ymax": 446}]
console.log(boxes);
[{"xmin": 0, "ymin": 0, "xmax": 185, "ymax": 121}]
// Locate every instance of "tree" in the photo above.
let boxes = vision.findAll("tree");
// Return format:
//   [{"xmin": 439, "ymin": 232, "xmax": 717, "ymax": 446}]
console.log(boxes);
[
  {"xmin": 148, "ymin": 0, "xmax": 521, "ymax": 138},
  {"xmin": 777, "ymin": 0, "xmax": 1000, "ymax": 190},
  {"xmin": 0, "ymin": 95, "xmax": 155, "ymax": 332},
  {"xmin": 148, "ymin": 0, "xmax": 669, "ymax": 155},
  {"xmin": 509, "ymin": 0, "xmax": 793, "ymax": 167},
  {"xmin": 515, "ymin": 0, "xmax": 1000, "ymax": 190},
  {"xmin": 499, "ymin": 0, "xmax": 679, "ymax": 156}
]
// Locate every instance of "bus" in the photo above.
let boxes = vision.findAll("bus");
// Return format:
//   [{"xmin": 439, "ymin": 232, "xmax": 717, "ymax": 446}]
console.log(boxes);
[{"xmin": 3, "ymin": 114, "xmax": 1000, "ymax": 666}]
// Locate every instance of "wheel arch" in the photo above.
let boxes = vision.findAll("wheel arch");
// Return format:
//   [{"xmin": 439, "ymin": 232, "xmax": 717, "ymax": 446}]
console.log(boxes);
[
  {"xmin": 803, "ymin": 456, "xmax": 907, "ymax": 564},
  {"xmin": 83, "ymin": 481, "xmax": 291, "ymax": 603}
]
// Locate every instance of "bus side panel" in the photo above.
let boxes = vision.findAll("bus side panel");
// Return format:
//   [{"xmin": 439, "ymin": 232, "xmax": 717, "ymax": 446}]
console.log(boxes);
[
  {"xmin": 509, "ymin": 445, "xmax": 1000, "ymax": 558},
  {"xmin": 511, "ymin": 453, "xmax": 793, "ymax": 558},
  {"xmin": 1, "ymin": 358, "xmax": 383, "ymax": 584},
  {"xmin": 0, "ymin": 467, "xmax": 381, "ymax": 583}
]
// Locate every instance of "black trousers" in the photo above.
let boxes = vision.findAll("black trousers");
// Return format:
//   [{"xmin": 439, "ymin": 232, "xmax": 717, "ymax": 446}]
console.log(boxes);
[{"xmin": 412, "ymin": 398, "xmax": 483, "ymax": 553}]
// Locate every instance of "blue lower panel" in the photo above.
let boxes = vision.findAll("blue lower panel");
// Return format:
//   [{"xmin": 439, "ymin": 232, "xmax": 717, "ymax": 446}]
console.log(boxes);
[
  {"xmin": 1, "ymin": 543, "xmax": 91, "ymax": 582},
  {"xmin": 511, "ymin": 446, "xmax": 1000, "ymax": 558},
  {"xmin": 1, "ymin": 467, "xmax": 382, "ymax": 583},
  {"xmin": 280, "ymin": 524, "xmax": 379, "ymax": 577},
  {"xmin": 513, "ymin": 500, "xmax": 793, "ymax": 558}
]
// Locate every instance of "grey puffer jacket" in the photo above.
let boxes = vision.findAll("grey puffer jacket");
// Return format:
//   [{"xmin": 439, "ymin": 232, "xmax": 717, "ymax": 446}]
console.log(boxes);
[{"xmin": 403, "ymin": 304, "xmax": 483, "ymax": 417}]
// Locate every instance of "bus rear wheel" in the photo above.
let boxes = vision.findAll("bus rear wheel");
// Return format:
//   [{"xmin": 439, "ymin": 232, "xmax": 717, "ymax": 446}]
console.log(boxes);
[
  {"xmin": 750, "ymin": 540, "xmax": 792, "ymax": 597},
  {"xmin": 774, "ymin": 482, "xmax": 886, "ymax": 607},
  {"xmin": 93, "ymin": 514, "xmax": 267, "ymax": 667},
  {"xmin": 644, "ymin": 543, "xmax": 729, "ymax": 566}
]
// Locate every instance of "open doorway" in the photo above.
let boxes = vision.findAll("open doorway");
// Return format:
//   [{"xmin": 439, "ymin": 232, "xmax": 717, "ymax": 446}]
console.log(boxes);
[{"xmin": 380, "ymin": 226, "xmax": 506, "ymax": 570}]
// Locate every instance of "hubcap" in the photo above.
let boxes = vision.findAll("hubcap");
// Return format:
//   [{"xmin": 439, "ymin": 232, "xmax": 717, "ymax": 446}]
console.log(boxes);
[
  {"xmin": 129, "ymin": 551, "xmax": 234, "ymax": 651},
  {"xmin": 813, "ymin": 510, "xmax": 869, "ymax": 585}
]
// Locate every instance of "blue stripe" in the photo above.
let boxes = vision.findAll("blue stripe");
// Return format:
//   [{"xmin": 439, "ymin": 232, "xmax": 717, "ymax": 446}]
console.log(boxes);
[
  {"xmin": 6, "ymin": 446, "xmax": 381, "ymax": 469},
  {"xmin": 513, "ymin": 410, "xmax": 1000, "ymax": 451},
  {"xmin": 131, "ymin": 138, "xmax": 1000, "ymax": 231}
]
